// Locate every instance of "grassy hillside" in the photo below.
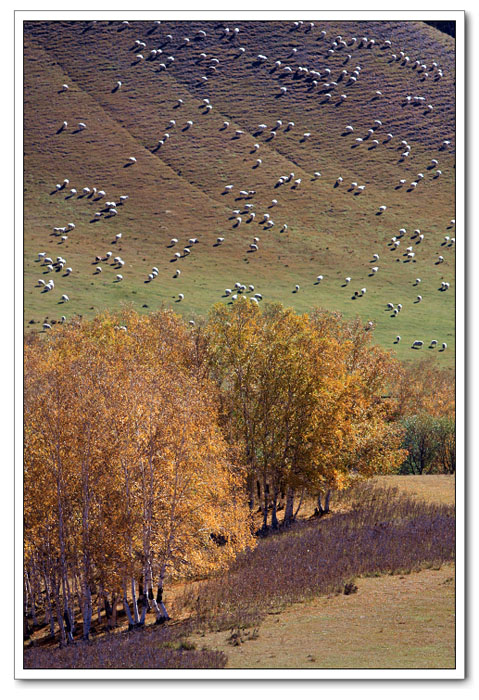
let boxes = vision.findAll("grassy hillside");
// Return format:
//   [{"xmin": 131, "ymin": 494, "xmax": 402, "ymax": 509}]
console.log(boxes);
[{"xmin": 23, "ymin": 20, "xmax": 456, "ymax": 366}]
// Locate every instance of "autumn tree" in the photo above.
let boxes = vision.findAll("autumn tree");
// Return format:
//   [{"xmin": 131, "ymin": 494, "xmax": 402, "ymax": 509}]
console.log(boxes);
[
  {"xmin": 206, "ymin": 300, "xmax": 405, "ymax": 529},
  {"xmin": 24, "ymin": 311, "xmax": 254, "ymax": 643}
]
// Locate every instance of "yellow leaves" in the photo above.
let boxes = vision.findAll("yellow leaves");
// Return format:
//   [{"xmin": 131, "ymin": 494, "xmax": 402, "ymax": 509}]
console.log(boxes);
[
  {"xmin": 24, "ymin": 310, "xmax": 254, "ymax": 588},
  {"xmin": 206, "ymin": 302, "xmax": 408, "ymax": 501}
]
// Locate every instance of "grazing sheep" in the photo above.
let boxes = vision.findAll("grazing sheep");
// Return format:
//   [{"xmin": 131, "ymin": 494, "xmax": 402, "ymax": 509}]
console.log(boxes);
[
  {"xmin": 178, "ymin": 293, "xmax": 184, "ymax": 300},
  {"xmin": 116, "ymin": 275, "xmax": 123, "ymax": 281},
  {"xmin": 345, "ymin": 277, "xmax": 351, "ymax": 284},
  {"xmin": 412, "ymin": 340, "xmax": 424, "ymax": 347},
  {"xmin": 442, "ymin": 343, "xmax": 447, "ymax": 350}
]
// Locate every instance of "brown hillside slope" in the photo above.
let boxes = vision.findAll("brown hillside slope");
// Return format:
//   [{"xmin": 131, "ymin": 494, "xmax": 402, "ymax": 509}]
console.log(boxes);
[{"xmin": 24, "ymin": 20, "xmax": 455, "ymax": 366}]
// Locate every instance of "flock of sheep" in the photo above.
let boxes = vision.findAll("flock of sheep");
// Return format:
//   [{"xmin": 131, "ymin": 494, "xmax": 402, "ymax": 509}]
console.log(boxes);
[{"xmin": 30, "ymin": 20, "xmax": 454, "ymax": 352}]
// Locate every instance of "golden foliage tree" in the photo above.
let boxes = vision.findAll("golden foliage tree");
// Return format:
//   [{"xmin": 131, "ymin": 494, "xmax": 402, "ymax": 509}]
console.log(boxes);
[
  {"xmin": 206, "ymin": 300, "xmax": 406, "ymax": 528},
  {"xmin": 24, "ymin": 311, "xmax": 254, "ymax": 642}
]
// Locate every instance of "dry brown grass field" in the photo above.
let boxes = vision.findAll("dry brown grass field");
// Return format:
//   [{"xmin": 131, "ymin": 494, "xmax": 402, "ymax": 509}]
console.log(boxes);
[
  {"xmin": 189, "ymin": 564, "xmax": 455, "ymax": 669},
  {"xmin": 186, "ymin": 474, "xmax": 455, "ymax": 669},
  {"xmin": 24, "ymin": 19, "xmax": 455, "ymax": 367}
]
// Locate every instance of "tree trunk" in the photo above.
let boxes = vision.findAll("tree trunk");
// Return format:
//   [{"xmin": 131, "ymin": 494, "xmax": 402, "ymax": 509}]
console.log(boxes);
[
  {"xmin": 42, "ymin": 570, "xmax": 56, "ymax": 637},
  {"xmin": 293, "ymin": 487, "xmax": 305, "ymax": 519},
  {"xmin": 123, "ymin": 591, "xmax": 135, "ymax": 628},
  {"xmin": 130, "ymin": 577, "xmax": 139, "ymax": 624},
  {"xmin": 324, "ymin": 489, "xmax": 332, "ymax": 513},
  {"xmin": 261, "ymin": 479, "xmax": 269, "ymax": 531},
  {"xmin": 53, "ymin": 584, "xmax": 67, "ymax": 647},
  {"xmin": 81, "ymin": 584, "xmax": 93, "ymax": 640},
  {"xmin": 271, "ymin": 488, "xmax": 279, "ymax": 530},
  {"xmin": 283, "ymin": 487, "xmax": 295, "ymax": 526},
  {"xmin": 153, "ymin": 585, "xmax": 169, "ymax": 624},
  {"xmin": 316, "ymin": 492, "xmax": 324, "ymax": 516}
]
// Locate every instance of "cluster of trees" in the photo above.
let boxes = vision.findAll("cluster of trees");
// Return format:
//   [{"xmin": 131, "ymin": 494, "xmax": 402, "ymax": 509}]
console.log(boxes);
[
  {"xmin": 23, "ymin": 301, "xmax": 454, "ymax": 644},
  {"xmin": 24, "ymin": 311, "xmax": 254, "ymax": 643},
  {"xmin": 392, "ymin": 359, "xmax": 456, "ymax": 475}
]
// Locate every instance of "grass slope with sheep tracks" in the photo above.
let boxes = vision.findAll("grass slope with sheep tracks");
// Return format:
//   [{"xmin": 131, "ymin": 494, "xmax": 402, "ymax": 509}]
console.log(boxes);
[{"xmin": 23, "ymin": 20, "xmax": 456, "ymax": 367}]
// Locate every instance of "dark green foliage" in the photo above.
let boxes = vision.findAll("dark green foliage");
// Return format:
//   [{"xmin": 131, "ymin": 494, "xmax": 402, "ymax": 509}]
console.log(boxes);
[{"xmin": 400, "ymin": 414, "xmax": 456, "ymax": 474}]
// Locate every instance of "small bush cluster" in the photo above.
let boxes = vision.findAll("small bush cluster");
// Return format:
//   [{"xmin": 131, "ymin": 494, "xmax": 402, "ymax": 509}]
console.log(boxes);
[{"xmin": 400, "ymin": 414, "xmax": 455, "ymax": 474}]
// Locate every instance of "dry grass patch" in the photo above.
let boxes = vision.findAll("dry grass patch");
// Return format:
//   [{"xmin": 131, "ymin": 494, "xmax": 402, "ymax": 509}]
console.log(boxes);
[
  {"xmin": 189, "ymin": 564, "xmax": 455, "ymax": 669},
  {"xmin": 373, "ymin": 474, "xmax": 455, "ymax": 506}
]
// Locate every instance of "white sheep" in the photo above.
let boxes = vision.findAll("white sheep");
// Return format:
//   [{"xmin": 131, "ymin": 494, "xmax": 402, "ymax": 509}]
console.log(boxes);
[{"xmin": 116, "ymin": 274, "xmax": 123, "ymax": 281}]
